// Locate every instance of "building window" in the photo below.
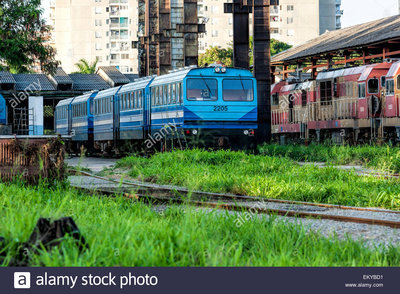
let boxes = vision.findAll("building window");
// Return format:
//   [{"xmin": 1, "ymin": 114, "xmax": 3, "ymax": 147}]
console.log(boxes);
[
  {"xmin": 95, "ymin": 31, "xmax": 102, "ymax": 38},
  {"xmin": 287, "ymin": 17, "xmax": 294, "ymax": 24},
  {"xmin": 287, "ymin": 5, "xmax": 294, "ymax": 11},
  {"xmin": 95, "ymin": 43, "xmax": 102, "ymax": 50},
  {"xmin": 212, "ymin": 30, "xmax": 218, "ymax": 37},
  {"xmin": 287, "ymin": 29, "xmax": 294, "ymax": 36},
  {"xmin": 121, "ymin": 54, "xmax": 129, "ymax": 59},
  {"xmin": 271, "ymin": 28, "xmax": 279, "ymax": 34},
  {"xmin": 95, "ymin": 7, "xmax": 102, "ymax": 14},
  {"xmin": 96, "ymin": 56, "xmax": 103, "ymax": 62},
  {"xmin": 95, "ymin": 19, "xmax": 102, "ymax": 26},
  {"xmin": 271, "ymin": 16, "xmax": 279, "ymax": 22}
]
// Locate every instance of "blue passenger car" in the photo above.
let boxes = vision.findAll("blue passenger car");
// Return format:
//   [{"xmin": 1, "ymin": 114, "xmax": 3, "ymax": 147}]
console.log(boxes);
[
  {"xmin": 71, "ymin": 91, "xmax": 98, "ymax": 152},
  {"xmin": 93, "ymin": 87, "xmax": 122, "ymax": 144},
  {"xmin": 55, "ymin": 97, "xmax": 74, "ymax": 136},
  {"xmin": 119, "ymin": 77, "xmax": 154, "ymax": 140}
]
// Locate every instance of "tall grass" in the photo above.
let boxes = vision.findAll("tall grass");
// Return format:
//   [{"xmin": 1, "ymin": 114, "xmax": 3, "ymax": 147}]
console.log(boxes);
[
  {"xmin": 116, "ymin": 149, "xmax": 400, "ymax": 210},
  {"xmin": 0, "ymin": 182, "xmax": 399, "ymax": 266},
  {"xmin": 258, "ymin": 144, "xmax": 400, "ymax": 172}
]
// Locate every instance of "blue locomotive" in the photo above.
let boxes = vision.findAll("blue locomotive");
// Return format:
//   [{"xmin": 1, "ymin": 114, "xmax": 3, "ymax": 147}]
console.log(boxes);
[{"xmin": 55, "ymin": 66, "xmax": 257, "ymax": 153}]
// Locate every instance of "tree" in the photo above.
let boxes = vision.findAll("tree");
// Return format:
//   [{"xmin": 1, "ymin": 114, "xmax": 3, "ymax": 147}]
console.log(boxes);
[
  {"xmin": 74, "ymin": 58, "xmax": 99, "ymax": 74},
  {"xmin": 199, "ymin": 39, "xmax": 291, "ymax": 68},
  {"xmin": 198, "ymin": 46, "xmax": 233, "ymax": 67},
  {"xmin": 0, "ymin": 0, "xmax": 59, "ymax": 74}
]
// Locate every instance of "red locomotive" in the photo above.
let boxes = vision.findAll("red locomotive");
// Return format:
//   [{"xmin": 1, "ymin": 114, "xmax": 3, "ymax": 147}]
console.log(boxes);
[{"xmin": 271, "ymin": 60, "xmax": 400, "ymax": 144}]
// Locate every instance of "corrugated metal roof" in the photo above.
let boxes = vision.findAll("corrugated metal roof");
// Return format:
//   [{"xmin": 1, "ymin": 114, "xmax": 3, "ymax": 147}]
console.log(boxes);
[
  {"xmin": 0, "ymin": 71, "xmax": 16, "ymax": 84},
  {"xmin": 69, "ymin": 74, "xmax": 110, "ymax": 91},
  {"xmin": 52, "ymin": 68, "xmax": 73, "ymax": 85},
  {"xmin": 13, "ymin": 74, "xmax": 56, "ymax": 91},
  {"xmin": 316, "ymin": 66, "xmax": 367, "ymax": 80},
  {"xmin": 98, "ymin": 66, "xmax": 130, "ymax": 84},
  {"xmin": 272, "ymin": 15, "xmax": 400, "ymax": 64}
]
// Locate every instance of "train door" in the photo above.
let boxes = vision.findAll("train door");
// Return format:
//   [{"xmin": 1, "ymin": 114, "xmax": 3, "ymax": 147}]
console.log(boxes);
[
  {"xmin": 113, "ymin": 93, "xmax": 120, "ymax": 147},
  {"xmin": 144, "ymin": 88, "xmax": 151, "ymax": 139}
]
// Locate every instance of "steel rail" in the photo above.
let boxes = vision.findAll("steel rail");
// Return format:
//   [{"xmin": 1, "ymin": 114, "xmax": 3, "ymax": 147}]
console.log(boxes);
[
  {"xmin": 69, "ymin": 169, "xmax": 400, "ymax": 215},
  {"xmin": 69, "ymin": 170, "xmax": 400, "ymax": 229}
]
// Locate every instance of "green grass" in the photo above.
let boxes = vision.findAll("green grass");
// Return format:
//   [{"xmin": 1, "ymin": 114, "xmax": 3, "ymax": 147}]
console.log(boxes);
[
  {"xmin": 115, "ymin": 149, "xmax": 400, "ymax": 210},
  {"xmin": 258, "ymin": 144, "xmax": 400, "ymax": 172},
  {"xmin": 1, "ymin": 182, "xmax": 399, "ymax": 266}
]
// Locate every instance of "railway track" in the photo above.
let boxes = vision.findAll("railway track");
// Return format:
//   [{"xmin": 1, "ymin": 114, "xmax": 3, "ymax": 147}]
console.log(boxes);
[{"xmin": 69, "ymin": 170, "xmax": 400, "ymax": 229}]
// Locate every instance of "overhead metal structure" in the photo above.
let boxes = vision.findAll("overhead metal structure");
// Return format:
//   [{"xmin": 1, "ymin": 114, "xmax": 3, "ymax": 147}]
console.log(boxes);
[
  {"xmin": 271, "ymin": 15, "xmax": 400, "ymax": 81},
  {"xmin": 224, "ymin": 0, "xmax": 279, "ymax": 143},
  {"xmin": 138, "ymin": 0, "xmax": 205, "ymax": 77}
]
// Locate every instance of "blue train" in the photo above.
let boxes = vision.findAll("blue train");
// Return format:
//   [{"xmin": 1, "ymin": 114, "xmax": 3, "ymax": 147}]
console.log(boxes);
[{"xmin": 55, "ymin": 66, "xmax": 258, "ymax": 153}]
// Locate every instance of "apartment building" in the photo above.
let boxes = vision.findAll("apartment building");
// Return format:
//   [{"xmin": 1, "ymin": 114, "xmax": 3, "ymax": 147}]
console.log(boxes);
[
  {"xmin": 198, "ymin": 0, "xmax": 343, "ymax": 52},
  {"xmin": 49, "ymin": 0, "xmax": 139, "ymax": 74}
]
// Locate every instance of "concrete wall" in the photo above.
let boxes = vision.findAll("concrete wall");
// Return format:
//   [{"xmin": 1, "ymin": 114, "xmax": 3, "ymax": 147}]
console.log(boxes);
[{"xmin": 52, "ymin": 0, "xmax": 139, "ymax": 74}]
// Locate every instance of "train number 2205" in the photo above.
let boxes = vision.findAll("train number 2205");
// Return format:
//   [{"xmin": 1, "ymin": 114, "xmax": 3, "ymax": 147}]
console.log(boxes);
[{"xmin": 213, "ymin": 106, "xmax": 228, "ymax": 112}]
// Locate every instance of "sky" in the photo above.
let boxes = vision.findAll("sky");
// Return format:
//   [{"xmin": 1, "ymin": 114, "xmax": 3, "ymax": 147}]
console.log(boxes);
[
  {"xmin": 40, "ymin": 0, "xmax": 399, "ymax": 28},
  {"xmin": 341, "ymin": 0, "xmax": 398, "ymax": 28}
]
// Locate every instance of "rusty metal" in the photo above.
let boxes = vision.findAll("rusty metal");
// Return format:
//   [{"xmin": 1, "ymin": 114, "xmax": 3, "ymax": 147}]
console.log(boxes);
[
  {"xmin": 138, "ymin": 0, "xmax": 205, "ymax": 77},
  {"xmin": 70, "ymin": 171, "xmax": 400, "ymax": 229},
  {"xmin": 0, "ymin": 136, "xmax": 65, "ymax": 183}
]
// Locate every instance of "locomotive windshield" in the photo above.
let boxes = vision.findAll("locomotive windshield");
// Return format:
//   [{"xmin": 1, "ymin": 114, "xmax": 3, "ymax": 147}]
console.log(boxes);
[
  {"xmin": 186, "ymin": 78, "xmax": 218, "ymax": 101},
  {"xmin": 222, "ymin": 79, "xmax": 254, "ymax": 102},
  {"xmin": 368, "ymin": 78, "xmax": 379, "ymax": 94}
]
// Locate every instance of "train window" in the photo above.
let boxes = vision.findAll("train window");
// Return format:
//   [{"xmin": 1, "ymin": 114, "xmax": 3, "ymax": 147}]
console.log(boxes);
[
  {"xmin": 358, "ymin": 84, "xmax": 366, "ymax": 98},
  {"xmin": 164, "ymin": 85, "xmax": 168, "ymax": 105},
  {"xmin": 368, "ymin": 79, "xmax": 379, "ymax": 94},
  {"xmin": 397, "ymin": 75, "xmax": 400, "ymax": 90},
  {"xmin": 130, "ymin": 92, "xmax": 134, "ymax": 109},
  {"xmin": 139, "ymin": 91, "xmax": 143, "ymax": 108},
  {"xmin": 172, "ymin": 84, "xmax": 176, "ymax": 104},
  {"xmin": 180, "ymin": 82, "xmax": 183, "ymax": 103},
  {"xmin": 301, "ymin": 90, "xmax": 307, "ymax": 107},
  {"xmin": 133, "ymin": 92, "xmax": 137, "ymax": 109},
  {"xmin": 386, "ymin": 80, "xmax": 394, "ymax": 95},
  {"xmin": 381, "ymin": 76, "xmax": 386, "ymax": 88},
  {"xmin": 177, "ymin": 83, "xmax": 181, "ymax": 103},
  {"xmin": 187, "ymin": 78, "xmax": 218, "ymax": 101},
  {"xmin": 320, "ymin": 81, "xmax": 332, "ymax": 104},
  {"xmin": 271, "ymin": 93, "xmax": 279, "ymax": 106},
  {"xmin": 223, "ymin": 79, "xmax": 254, "ymax": 102}
]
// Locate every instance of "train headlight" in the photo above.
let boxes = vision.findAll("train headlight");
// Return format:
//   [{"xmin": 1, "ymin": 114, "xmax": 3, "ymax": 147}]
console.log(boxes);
[
  {"xmin": 215, "ymin": 67, "xmax": 221, "ymax": 73},
  {"xmin": 221, "ymin": 67, "xmax": 227, "ymax": 73},
  {"xmin": 192, "ymin": 129, "xmax": 198, "ymax": 135},
  {"xmin": 243, "ymin": 130, "xmax": 249, "ymax": 135}
]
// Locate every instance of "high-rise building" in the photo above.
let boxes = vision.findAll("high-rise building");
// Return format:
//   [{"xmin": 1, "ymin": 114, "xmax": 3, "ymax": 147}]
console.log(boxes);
[
  {"xmin": 198, "ymin": 0, "xmax": 343, "ymax": 52},
  {"xmin": 49, "ymin": 0, "xmax": 139, "ymax": 74}
]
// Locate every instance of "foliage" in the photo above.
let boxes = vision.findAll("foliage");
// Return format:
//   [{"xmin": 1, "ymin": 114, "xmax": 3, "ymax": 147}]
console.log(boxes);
[
  {"xmin": 1, "ymin": 182, "xmax": 399, "ymax": 266},
  {"xmin": 249, "ymin": 37, "xmax": 292, "ymax": 65},
  {"xmin": 198, "ymin": 46, "xmax": 233, "ymax": 67},
  {"xmin": 74, "ymin": 58, "xmax": 99, "ymax": 74},
  {"xmin": 199, "ymin": 38, "xmax": 291, "ymax": 68},
  {"xmin": 0, "ymin": 0, "xmax": 59, "ymax": 74},
  {"xmin": 115, "ymin": 149, "xmax": 400, "ymax": 210},
  {"xmin": 258, "ymin": 144, "xmax": 400, "ymax": 173}
]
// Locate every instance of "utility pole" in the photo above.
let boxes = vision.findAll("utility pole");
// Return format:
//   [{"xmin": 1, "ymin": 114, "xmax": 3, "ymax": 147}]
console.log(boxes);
[{"xmin": 224, "ymin": 0, "xmax": 278, "ymax": 143}]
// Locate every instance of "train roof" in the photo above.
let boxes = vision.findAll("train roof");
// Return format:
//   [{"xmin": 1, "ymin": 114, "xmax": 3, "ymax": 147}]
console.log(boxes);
[
  {"xmin": 150, "ymin": 67, "xmax": 254, "ymax": 87},
  {"xmin": 317, "ymin": 66, "xmax": 367, "ymax": 80},
  {"xmin": 94, "ymin": 86, "xmax": 122, "ymax": 100},
  {"xmin": 71, "ymin": 91, "xmax": 98, "ymax": 105},
  {"xmin": 56, "ymin": 97, "xmax": 74, "ymax": 108},
  {"xmin": 119, "ymin": 76, "xmax": 154, "ymax": 93},
  {"xmin": 386, "ymin": 61, "xmax": 400, "ymax": 79}
]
